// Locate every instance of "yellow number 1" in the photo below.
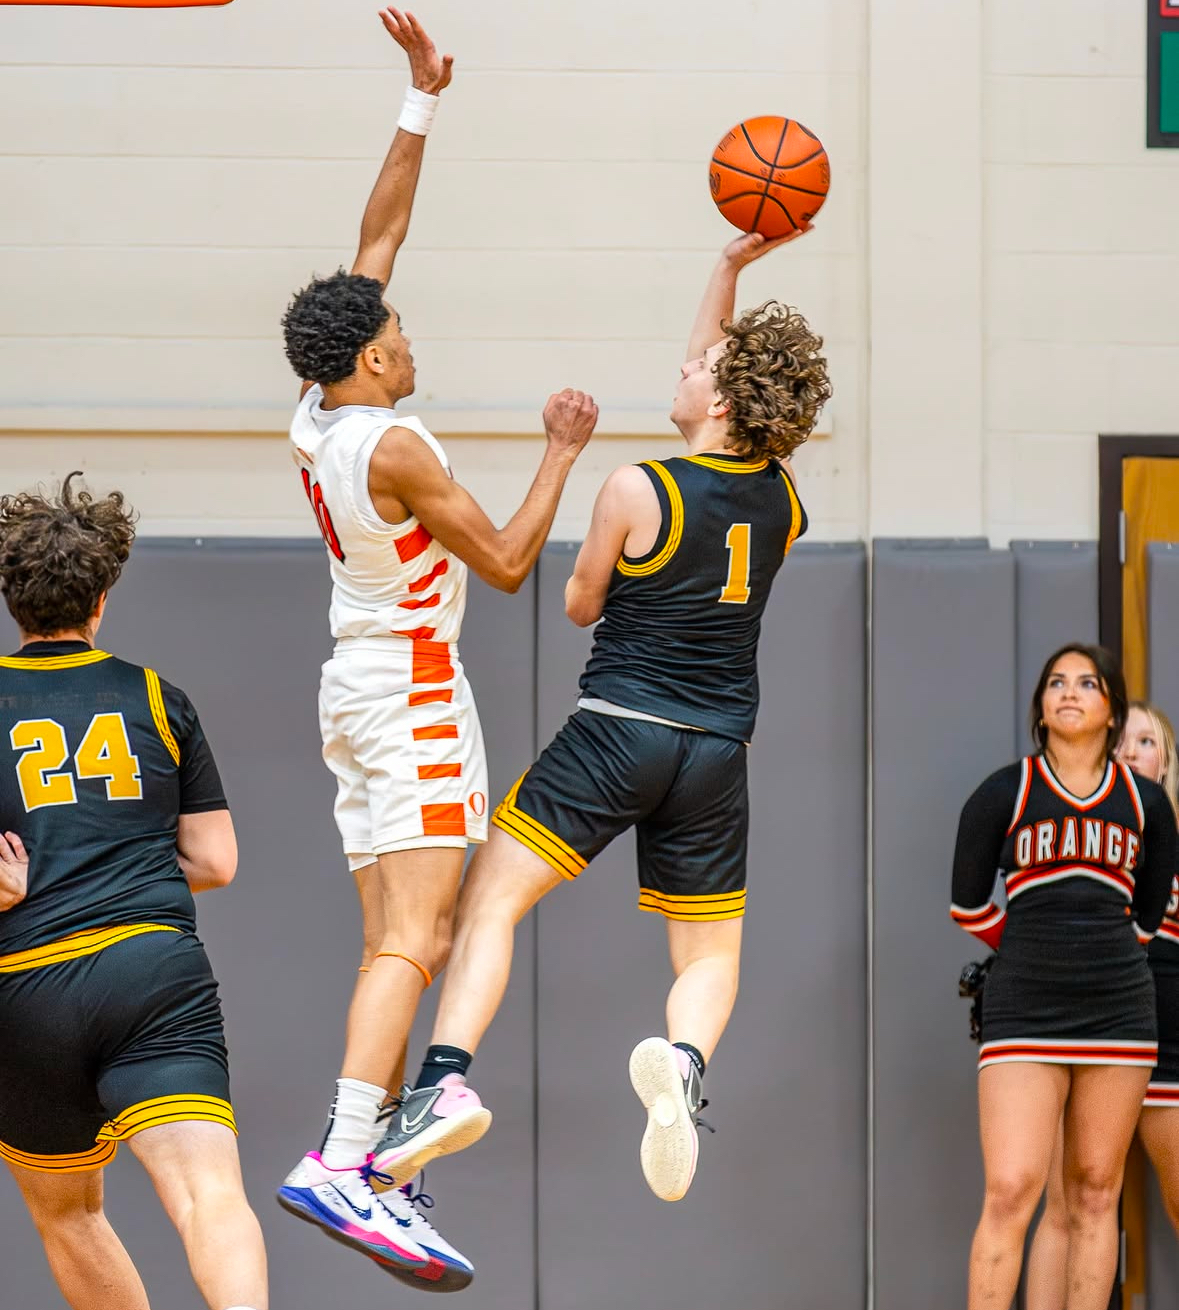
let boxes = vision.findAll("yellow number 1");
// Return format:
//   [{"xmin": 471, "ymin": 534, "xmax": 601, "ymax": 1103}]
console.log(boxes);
[{"xmin": 719, "ymin": 523, "xmax": 752, "ymax": 605}]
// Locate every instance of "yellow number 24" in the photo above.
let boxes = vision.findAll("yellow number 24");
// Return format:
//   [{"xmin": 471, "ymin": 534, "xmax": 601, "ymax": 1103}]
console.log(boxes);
[{"xmin": 10, "ymin": 714, "xmax": 143, "ymax": 812}]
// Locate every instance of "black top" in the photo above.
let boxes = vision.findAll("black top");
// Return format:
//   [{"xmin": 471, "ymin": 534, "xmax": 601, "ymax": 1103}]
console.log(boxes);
[
  {"xmin": 0, "ymin": 641, "xmax": 227, "ymax": 953},
  {"xmin": 578, "ymin": 453, "xmax": 806, "ymax": 742},
  {"xmin": 951, "ymin": 755, "xmax": 1177, "ymax": 946}
]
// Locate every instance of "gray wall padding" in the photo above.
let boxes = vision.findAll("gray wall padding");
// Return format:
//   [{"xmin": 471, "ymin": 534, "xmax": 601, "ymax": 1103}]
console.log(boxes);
[
  {"xmin": 1147, "ymin": 543, "xmax": 1179, "ymax": 729},
  {"xmin": 0, "ymin": 541, "xmax": 538, "ymax": 1310},
  {"xmin": 532, "ymin": 542, "xmax": 868, "ymax": 1310},
  {"xmin": 4, "ymin": 535, "xmax": 1176, "ymax": 1308},
  {"xmin": 871, "ymin": 541, "xmax": 1017, "ymax": 1310},
  {"xmin": 1012, "ymin": 542, "xmax": 1099, "ymax": 753}
]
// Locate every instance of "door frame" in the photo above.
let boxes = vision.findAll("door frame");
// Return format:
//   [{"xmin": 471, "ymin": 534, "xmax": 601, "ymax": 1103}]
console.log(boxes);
[{"xmin": 1096, "ymin": 434, "xmax": 1179, "ymax": 653}]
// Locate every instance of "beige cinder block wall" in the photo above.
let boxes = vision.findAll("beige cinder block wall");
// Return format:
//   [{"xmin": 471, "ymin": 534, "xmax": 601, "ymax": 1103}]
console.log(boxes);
[{"xmin": 1, "ymin": 1, "xmax": 1174, "ymax": 544}]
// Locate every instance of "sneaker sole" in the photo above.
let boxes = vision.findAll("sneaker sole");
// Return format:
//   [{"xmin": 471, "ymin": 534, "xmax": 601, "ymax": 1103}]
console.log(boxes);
[
  {"xmin": 629, "ymin": 1037, "xmax": 698, "ymax": 1202},
  {"xmin": 370, "ymin": 1251, "xmax": 475, "ymax": 1294},
  {"xmin": 275, "ymin": 1187, "xmax": 428, "ymax": 1270},
  {"xmin": 370, "ymin": 1107, "xmax": 493, "ymax": 1189}
]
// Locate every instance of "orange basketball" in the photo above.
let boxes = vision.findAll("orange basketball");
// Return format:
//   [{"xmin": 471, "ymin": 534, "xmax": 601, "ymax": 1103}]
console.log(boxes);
[{"xmin": 709, "ymin": 116, "xmax": 830, "ymax": 238}]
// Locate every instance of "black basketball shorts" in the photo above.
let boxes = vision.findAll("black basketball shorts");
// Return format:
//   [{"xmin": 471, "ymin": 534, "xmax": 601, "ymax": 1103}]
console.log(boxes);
[
  {"xmin": 0, "ymin": 925, "xmax": 234, "ymax": 1173},
  {"xmin": 492, "ymin": 708, "xmax": 749, "ymax": 921}
]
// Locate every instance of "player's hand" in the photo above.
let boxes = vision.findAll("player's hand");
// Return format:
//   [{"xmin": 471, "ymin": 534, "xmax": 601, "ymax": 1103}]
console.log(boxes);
[
  {"xmin": 722, "ymin": 225, "xmax": 813, "ymax": 270},
  {"xmin": 0, "ymin": 831, "xmax": 29, "ymax": 912},
  {"xmin": 543, "ymin": 389, "xmax": 599, "ymax": 459},
  {"xmin": 380, "ymin": 9, "xmax": 454, "ymax": 95}
]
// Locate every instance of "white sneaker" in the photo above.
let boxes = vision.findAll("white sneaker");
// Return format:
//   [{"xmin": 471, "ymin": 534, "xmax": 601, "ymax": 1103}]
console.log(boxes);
[
  {"xmin": 628, "ymin": 1038, "xmax": 707, "ymax": 1202},
  {"xmin": 276, "ymin": 1152, "xmax": 429, "ymax": 1270}
]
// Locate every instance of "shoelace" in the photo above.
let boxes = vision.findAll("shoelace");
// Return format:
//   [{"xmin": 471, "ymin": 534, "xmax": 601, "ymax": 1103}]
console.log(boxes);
[
  {"xmin": 363, "ymin": 1164, "xmax": 437, "ymax": 1217},
  {"xmin": 360, "ymin": 1164, "xmax": 413, "ymax": 1228}
]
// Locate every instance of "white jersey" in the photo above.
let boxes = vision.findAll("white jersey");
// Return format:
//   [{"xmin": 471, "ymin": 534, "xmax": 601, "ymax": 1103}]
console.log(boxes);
[{"xmin": 290, "ymin": 386, "xmax": 468, "ymax": 643}]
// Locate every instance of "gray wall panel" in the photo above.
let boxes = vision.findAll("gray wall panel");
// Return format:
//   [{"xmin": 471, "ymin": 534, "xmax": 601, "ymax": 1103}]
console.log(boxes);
[
  {"xmin": 534, "ymin": 542, "xmax": 868, "ymax": 1310},
  {"xmin": 1013, "ymin": 542, "xmax": 1099, "ymax": 752},
  {"xmin": 1148, "ymin": 543, "xmax": 1179, "ymax": 727},
  {"xmin": 871, "ymin": 541, "xmax": 1017, "ymax": 1310},
  {"xmin": 0, "ymin": 542, "xmax": 537, "ymax": 1310}
]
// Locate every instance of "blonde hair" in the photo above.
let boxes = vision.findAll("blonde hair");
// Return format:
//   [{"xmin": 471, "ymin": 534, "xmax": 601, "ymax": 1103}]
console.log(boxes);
[{"xmin": 1125, "ymin": 700, "xmax": 1179, "ymax": 822}]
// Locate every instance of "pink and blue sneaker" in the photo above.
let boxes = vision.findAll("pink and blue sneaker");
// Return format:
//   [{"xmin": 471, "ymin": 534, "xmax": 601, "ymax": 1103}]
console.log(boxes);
[
  {"xmin": 276, "ymin": 1151, "xmax": 429, "ymax": 1270},
  {"xmin": 365, "ymin": 1173, "xmax": 475, "ymax": 1293}
]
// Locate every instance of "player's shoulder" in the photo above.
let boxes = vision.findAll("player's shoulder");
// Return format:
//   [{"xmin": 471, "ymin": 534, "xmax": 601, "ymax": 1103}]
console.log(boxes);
[
  {"xmin": 1125, "ymin": 768, "xmax": 1171, "ymax": 815},
  {"xmin": 965, "ymin": 760, "xmax": 1025, "ymax": 810}
]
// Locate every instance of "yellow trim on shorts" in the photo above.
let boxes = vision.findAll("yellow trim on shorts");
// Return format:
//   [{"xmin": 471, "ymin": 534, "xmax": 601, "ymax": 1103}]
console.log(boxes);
[
  {"xmin": 0, "ymin": 923, "xmax": 180, "ymax": 974},
  {"xmin": 0, "ymin": 650, "xmax": 112, "ymax": 671},
  {"xmin": 0, "ymin": 1137, "xmax": 118, "ymax": 1174},
  {"xmin": 638, "ymin": 888, "xmax": 747, "ymax": 922},
  {"xmin": 145, "ymin": 668, "xmax": 181, "ymax": 765},
  {"xmin": 97, "ymin": 1094, "xmax": 237, "ymax": 1142},
  {"xmin": 616, "ymin": 462, "xmax": 684, "ymax": 578},
  {"xmin": 492, "ymin": 774, "xmax": 587, "ymax": 880},
  {"xmin": 685, "ymin": 455, "xmax": 769, "ymax": 474}
]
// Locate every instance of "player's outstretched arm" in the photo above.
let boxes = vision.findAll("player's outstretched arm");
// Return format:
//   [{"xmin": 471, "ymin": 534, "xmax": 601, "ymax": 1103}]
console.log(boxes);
[
  {"xmin": 564, "ymin": 466, "xmax": 657, "ymax": 626},
  {"xmin": 352, "ymin": 8, "xmax": 454, "ymax": 289},
  {"xmin": 685, "ymin": 227, "xmax": 810, "ymax": 362},
  {"xmin": 0, "ymin": 831, "xmax": 28, "ymax": 911},
  {"xmin": 370, "ymin": 390, "xmax": 598, "ymax": 593},
  {"xmin": 177, "ymin": 811, "xmax": 238, "ymax": 894}
]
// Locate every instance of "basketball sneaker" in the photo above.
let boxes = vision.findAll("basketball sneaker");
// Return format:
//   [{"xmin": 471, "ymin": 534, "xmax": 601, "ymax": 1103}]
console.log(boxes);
[
  {"xmin": 364, "ymin": 1171, "xmax": 475, "ymax": 1293},
  {"xmin": 276, "ymin": 1152, "xmax": 428, "ymax": 1269},
  {"xmin": 628, "ymin": 1037, "xmax": 709, "ymax": 1202},
  {"xmin": 370, "ymin": 1073, "xmax": 492, "ymax": 1187}
]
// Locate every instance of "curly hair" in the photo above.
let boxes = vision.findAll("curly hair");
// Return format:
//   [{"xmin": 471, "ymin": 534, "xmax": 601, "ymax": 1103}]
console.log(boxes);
[
  {"xmin": 0, "ymin": 472, "xmax": 136, "ymax": 636},
  {"xmin": 281, "ymin": 269, "xmax": 391, "ymax": 385},
  {"xmin": 712, "ymin": 301, "xmax": 832, "ymax": 460}
]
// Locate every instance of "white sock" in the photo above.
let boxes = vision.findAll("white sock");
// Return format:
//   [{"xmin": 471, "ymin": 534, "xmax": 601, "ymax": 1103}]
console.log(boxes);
[{"xmin": 320, "ymin": 1077, "xmax": 385, "ymax": 1169}]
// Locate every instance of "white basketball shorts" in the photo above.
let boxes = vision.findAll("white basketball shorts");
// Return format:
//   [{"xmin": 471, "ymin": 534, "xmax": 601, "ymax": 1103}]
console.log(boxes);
[{"xmin": 318, "ymin": 637, "xmax": 489, "ymax": 870}]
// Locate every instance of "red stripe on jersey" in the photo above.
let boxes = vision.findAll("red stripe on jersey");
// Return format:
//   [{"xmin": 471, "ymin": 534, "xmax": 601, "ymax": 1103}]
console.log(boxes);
[
  {"xmin": 409, "ymin": 559, "xmax": 449, "ymax": 593},
  {"xmin": 395, "ymin": 626, "xmax": 437, "ymax": 640},
  {"xmin": 395, "ymin": 523, "xmax": 434, "ymax": 563},
  {"xmin": 418, "ymin": 763, "xmax": 462, "ymax": 780},
  {"xmin": 421, "ymin": 803, "xmax": 466, "ymax": 836},
  {"xmin": 399, "ymin": 594, "xmax": 442, "ymax": 611},
  {"xmin": 1006, "ymin": 863, "xmax": 1134, "ymax": 899}
]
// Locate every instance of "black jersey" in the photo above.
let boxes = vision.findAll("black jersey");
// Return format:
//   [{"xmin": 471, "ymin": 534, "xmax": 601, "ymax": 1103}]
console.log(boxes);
[
  {"xmin": 1148, "ymin": 868, "xmax": 1179, "ymax": 972},
  {"xmin": 0, "ymin": 641, "xmax": 227, "ymax": 954},
  {"xmin": 951, "ymin": 755, "xmax": 1177, "ymax": 949},
  {"xmin": 578, "ymin": 452, "xmax": 806, "ymax": 742}
]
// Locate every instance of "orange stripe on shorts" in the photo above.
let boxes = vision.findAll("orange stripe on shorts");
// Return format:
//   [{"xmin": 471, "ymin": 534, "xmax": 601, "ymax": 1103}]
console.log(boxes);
[
  {"xmin": 412, "ymin": 639, "xmax": 454, "ymax": 684},
  {"xmin": 395, "ymin": 523, "xmax": 434, "ymax": 563},
  {"xmin": 413, "ymin": 725, "xmax": 459, "ymax": 741},
  {"xmin": 418, "ymin": 763, "xmax": 462, "ymax": 780},
  {"xmin": 422, "ymin": 803, "xmax": 467, "ymax": 836},
  {"xmin": 409, "ymin": 689, "xmax": 453, "ymax": 707}
]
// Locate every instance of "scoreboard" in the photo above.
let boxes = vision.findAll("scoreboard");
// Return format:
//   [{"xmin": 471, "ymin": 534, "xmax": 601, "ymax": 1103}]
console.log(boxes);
[{"xmin": 1150, "ymin": 0, "xmax": 1179, "ymax": 146}]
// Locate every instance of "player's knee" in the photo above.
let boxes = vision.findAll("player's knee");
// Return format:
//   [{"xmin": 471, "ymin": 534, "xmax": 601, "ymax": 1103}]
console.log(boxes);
[
  {"xmin": 981, "ymin": 1169, "xmax": 1042, "ymax": 1228},
  {"xmin": 375, "ymin": 932, "xmax": 450, "ymax": 984},
  {"xmin": 23, "ymin": 1181, "xmax": 103, "ymax": 1235},
  {"xmin": 1064, "ymin": 1163, "xmax": 1122, "ymax": 1225}
]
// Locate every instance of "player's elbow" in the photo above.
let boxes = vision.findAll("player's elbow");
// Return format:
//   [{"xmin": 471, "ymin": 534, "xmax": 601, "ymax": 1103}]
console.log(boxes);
[{"xmin": 565, "ymin": 598, "xmax": 600, "ymax": 628}]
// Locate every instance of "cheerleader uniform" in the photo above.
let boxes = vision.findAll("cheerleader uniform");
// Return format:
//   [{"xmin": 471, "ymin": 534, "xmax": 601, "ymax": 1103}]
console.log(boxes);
[
  {"xmin": 1145, "ymin": 875, "xmax": 1179, "ymax": 1105},
  {"xmin": 951, "ymin": 755, "xmax": 1177, "ymax": 1072}
]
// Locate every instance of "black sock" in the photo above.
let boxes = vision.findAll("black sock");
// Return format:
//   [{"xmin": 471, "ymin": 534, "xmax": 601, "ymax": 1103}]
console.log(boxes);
[
  {"xmin": 673, "ymin": 1041, "xmax": 706, "ymax": 1080},
  {"xmin": 414, "ymin": 1044, "xmax": 473, "ymax": 1089}
]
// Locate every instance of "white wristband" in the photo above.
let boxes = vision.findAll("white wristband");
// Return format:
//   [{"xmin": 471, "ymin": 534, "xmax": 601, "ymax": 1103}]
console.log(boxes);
[{"xmin": 398, "ymin": 85, "xmax": 439, "ymax": 136}]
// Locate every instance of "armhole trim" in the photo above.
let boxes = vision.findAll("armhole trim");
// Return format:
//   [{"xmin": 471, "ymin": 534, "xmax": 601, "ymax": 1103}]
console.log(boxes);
[
  {"xmin": 616, "ymin": 462, "xmax": 684, "ymax": 577},
  {"xmin": 781, "ymin": 469, "xmax": 804, "ymax": 557},
  {"xmin": 145, "ymin": 669, "xmax": 181, "ymax": 766},
  {"xmin": 1006, "ymin": 758, "xmax": 1032, "ymax": 835}
]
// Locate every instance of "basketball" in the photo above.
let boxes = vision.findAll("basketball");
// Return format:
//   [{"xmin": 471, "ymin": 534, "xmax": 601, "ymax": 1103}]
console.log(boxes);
[{"xmin": 709, "ymin": 116, "xmax": 830, "ymax": 238}]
